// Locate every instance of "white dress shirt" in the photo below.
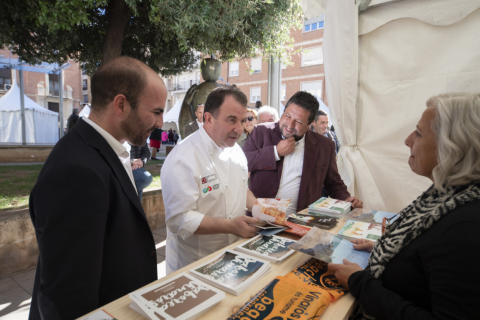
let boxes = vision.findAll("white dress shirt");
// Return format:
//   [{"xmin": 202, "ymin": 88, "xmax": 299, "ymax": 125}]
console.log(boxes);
[
  {"xmin": 274, "ymin": 134, "xmax": 306, "ymax": 215},
  {"xmin": 196, "ymin": 119, "xmax": 204, "ymax": 127},
  {"xmin": 161, "ymin": 126, "xmax": 248, "ymax": 274},
  {"xmin": 83, "ymin": 117, "xmax": 137, "ymax": 193}
]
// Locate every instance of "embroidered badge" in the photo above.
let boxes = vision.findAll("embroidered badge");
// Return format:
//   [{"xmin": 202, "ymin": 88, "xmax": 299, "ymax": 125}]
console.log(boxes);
[{"xmin": 201, "ymin": 173, "xmax": 218, "ymax": 184}]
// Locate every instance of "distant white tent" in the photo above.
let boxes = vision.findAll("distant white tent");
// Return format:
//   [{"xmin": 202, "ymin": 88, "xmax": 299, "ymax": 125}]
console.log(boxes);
[
  {"xmin": 0, "ymin": 82, "xmax": 59, "ymax": 144},
  {"xmin": 163, "ymin": 100, "xmax": 183, "ymax": 139},
  {"xmin": 79, "ymin": 104, "xmax": 91, "ymax": 118}
]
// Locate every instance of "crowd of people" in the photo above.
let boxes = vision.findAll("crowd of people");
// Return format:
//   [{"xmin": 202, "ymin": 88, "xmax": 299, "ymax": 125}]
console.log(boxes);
[{"xmin": 27, "ymin": 56, "xmax": 480, "ymax": 320}]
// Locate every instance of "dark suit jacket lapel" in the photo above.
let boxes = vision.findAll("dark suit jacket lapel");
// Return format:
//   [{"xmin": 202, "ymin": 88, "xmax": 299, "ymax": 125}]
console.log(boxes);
[
  {"xmin": 192, "ymin": 121, "xmax": 199, "ymax": 132},
  {"xmin": 298, "ymin": 130, "xmax": 319, "ymax": 209},
  {"xmin": 74, "ymin": 119, "xmax": 148, "ymax": 222},
  {"xmin": 272, "ymin": 123, "xmax": 285, "ymax": 182}
]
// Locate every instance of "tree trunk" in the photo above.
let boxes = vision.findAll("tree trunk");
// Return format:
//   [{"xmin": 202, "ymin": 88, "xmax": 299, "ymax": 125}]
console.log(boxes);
[{"xmin": 102, "ymin": 0, "xmax": 132, "ymax": 64}]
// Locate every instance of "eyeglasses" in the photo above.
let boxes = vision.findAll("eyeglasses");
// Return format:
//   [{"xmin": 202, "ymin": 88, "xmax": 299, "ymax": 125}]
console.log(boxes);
[{"xmin": 246, "ymin": 116, "xmax": 255, "ymax": 122}]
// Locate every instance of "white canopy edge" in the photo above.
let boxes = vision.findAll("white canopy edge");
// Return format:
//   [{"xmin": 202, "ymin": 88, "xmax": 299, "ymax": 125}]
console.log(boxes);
[
  {"xmin": 359, "ymin": 0, "xmax": 480, "ymax": 35},
  {"xmin": 0, "ymin": 82, "xmax": 58, "ymax": 115}
]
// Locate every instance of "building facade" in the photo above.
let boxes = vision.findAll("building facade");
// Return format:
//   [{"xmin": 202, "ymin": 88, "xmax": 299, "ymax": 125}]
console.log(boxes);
[
  {"xmin": 219, "ymin": 15, "xmax": 326, "ymax": 110},
  {"xmin": 0, "ymin": 49, "xmax": 83, "ymax": 126}
]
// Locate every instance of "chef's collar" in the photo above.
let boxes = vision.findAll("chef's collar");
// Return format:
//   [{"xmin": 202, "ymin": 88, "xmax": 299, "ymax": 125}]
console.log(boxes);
[{"xmin": 198, "ymin": 125, "xmax": 224, "ymax": 153}]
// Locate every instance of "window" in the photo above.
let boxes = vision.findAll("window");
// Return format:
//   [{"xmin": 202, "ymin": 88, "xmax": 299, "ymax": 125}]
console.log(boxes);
[
  {"xmin": 229, "ymin": 61, "xmax": 239, "ymax": 77},
  {"xmin": 49, "ymin": 74, "xmax": 59, "ymax": 96},
  {"xmin": 0, "ymin": 68, "xmax": 12, "ymax": 89},
  {"xmin": 301, "ymin": 46, "xmax": 323, "ymax": 66},
  {"xmin": 250, "ymin": 87, "xmax": 261, "ymax": 103},
  {"xmin": 301, "ymin": 81, "xmax": 322, "ymax": 98},
  {"xmin": 82, "ymin": 79, "xmax": 88, "ymax": 90},
  {"xmin": 251, "ymin": 58, "xmax": 262, "ymax": 73},
  {"xmin": 48, "ymin": 102, "xmax": 59, "ymax": 113},
  {"xmin": 304, "ymin": 14, "xmax": 324, "ymax": 32},
  {"xmin": 83, "ymin": 95, "xmax": 88, "ymax": 103},
  {"xmin": 281, "ymin": 84, "xmax": 286, "ymax": 101},
  {"xmin": 82, "ymin": 69, "xmax": 87, "ymax": 75}
]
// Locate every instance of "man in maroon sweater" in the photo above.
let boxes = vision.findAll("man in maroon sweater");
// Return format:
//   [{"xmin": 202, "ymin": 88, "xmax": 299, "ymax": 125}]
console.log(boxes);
[{"xmin": 243, "ymin": 91, "xmax": 362, "ymax": 214}]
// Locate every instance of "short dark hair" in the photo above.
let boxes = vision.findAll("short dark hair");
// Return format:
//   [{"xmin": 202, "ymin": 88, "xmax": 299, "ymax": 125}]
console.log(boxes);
[
  {"xmin": 204, "ymin": 86, "xmax": 248, "ymax": 118},
  {"xmin": 91, "ymin": 56, "xmax": 148, "ymax": 112},
  {"xmin": 315, "ymin": 110, "xmax": 328, "ymax": 122},
  {"xmin": 255, "ymin": 101, "xmax": 262, "ymax": 108},
  {"xmin": 284, "ymin": 91, "xmax": 319, "ymax": 123}
]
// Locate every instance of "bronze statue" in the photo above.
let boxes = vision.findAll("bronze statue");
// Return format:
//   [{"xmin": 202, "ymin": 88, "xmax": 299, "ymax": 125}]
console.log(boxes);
[{"xmin": 178, "ymin": 58, "xmax": 223, "ymax": 138}]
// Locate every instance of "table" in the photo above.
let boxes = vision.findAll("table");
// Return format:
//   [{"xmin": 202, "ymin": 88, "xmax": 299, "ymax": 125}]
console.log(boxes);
[{"xmin": 78, "ymin": 211, "xmax": 356, "ymax": 320}]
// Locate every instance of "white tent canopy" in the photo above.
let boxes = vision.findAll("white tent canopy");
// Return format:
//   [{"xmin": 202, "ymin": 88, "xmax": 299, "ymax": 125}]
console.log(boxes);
[
  {"xmin": 300, "ymin": 0, "xmax": 480, "ymax": 212},
  {"xmin": 162, "ymin": 100, "xmax": 183, "ymax": 139},
  {"xmin": 0, "ymin": 82, "xmax": 59, "ymax": 144},
  {"xmin": 79, "ymin": 104, "xmax": 91, "ymax": 118}
]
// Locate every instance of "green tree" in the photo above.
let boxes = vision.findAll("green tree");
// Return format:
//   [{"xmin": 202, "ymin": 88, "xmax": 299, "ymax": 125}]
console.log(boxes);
[{"xmin": 0, "ymin": 0, "xmax": 302, "ymax": 75}]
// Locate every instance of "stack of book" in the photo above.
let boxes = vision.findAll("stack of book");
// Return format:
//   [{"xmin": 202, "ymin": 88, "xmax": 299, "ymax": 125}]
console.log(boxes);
[
  {"xmin": 129, "ymin": 272, "xmax": 225, "ymax": 320},
  {"xmin": 308, "ymin": 197, "xmax": 351, "ymax": 217},
  {"xmin": 234, "ymin": 234, "xmax": 297, "ymax": 263},
  {"xmin": 189, "ymin": 250, "xmax": 271, "ymax": 296}
]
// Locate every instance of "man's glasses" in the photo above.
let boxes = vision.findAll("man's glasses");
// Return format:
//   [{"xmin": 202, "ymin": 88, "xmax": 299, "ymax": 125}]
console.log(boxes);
[{"xmin": 246, "ymin": 116, "xmax": 255, "ymax": 122}]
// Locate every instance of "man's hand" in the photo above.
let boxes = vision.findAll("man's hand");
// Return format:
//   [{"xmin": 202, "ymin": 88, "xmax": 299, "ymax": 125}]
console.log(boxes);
[
  {"xmin": 228, "ymin": 216, "xmax": 260, "ymax": 238},
  {"xmin": 351, "ymin": 239, "xmax": 375, "ymax": 252},
  {"xmin": 131, "ymin": 159, "xmax": 143, "ymax": 170},
  {"xmin": 328, "ymin": 259, "xmax": 363, "ymax": 289},
  {"xmin": 276, "ymin": 137, "xmax": 295, "ymax": 157},
  {"xmin": 346, "ymin": 197, "xmax": 363, "ymax": 209}
]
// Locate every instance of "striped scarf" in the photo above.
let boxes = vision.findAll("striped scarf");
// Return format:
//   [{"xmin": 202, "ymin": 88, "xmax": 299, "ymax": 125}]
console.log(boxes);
[{"xmin": 355, "ymin": 182, "xmax": 480, "ymax": 320}]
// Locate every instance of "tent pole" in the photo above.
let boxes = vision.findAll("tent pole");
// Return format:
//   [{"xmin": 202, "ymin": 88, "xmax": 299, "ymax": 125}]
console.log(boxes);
[
  {"xmin": 58, "ymin": 70, "xmax": 64, "ymax": 138},
  {"xmin": 19, "ymin": 64, "xmax": 26, "ymax": 145}
]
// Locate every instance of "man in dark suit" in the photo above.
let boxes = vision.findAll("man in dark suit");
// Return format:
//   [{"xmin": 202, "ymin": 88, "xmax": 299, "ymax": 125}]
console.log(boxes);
[
  {"xmin": 311, "ymin": 110, "xmax": 341, "ymax": 154},
  {"xmin": 66, "ymin": 108, "xmax": 79, "ymax": 133},
  {"xmin": 28, "ymin": 57, "xmax": 166, "ymax": 320},
  {"xmin": 243, "ymin": 91, "xmax": 362, "ymax": 214},
  {"xmin": 184, "ymin": 103, "xmax": 204, "ymax": 138}
]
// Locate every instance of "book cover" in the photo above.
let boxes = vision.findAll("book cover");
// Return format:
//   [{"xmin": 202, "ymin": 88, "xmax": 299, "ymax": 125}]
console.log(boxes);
[
  {"xmin": 285, "ymin": 258, "xmax": 347, "ymax": 301},
  {"xmin": 288, "ymin": 227, "xmax": 370, "ymax": 269},
  {"xmin": 131, "ymin": 273, "xmax": 224, "ymax": 320},
  {"xmin": 240, "ymin": 235, "xmax": 296, "ymax": 259},
  {"xmin": 337, "ymin": 220, "xmax": 382, "ymax": 241},
  {"xmin": 288, "ymin": 214, "xmax": 338, "ymax": 229},
  {"xmin": 308, "ymin": 197, "xmax": 351, "ymax": 214},
  {"xmin": 251, "ymin": 198, "xmax": 290, "ymax": 226},
  {"xmin": 228, "ymin": 276, "xmax": 331, "ymax": 320},
  {"xmin": 344, "ymin": 208, "xmax": 399, "ymax": 224},
  {"xmin": 192, "ymin": 251, "xmax": 265, "ymax": 288}
]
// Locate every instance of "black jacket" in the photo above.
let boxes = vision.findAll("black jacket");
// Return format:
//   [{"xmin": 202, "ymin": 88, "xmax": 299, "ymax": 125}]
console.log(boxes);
[
  {"xmin": 29, "ymin": 118, "xmax": 157, "ymax": 320},
  {"xmin": 349, "ymin": 199, "xmax": 480, "ymax": 320},
  {"xmin": 149, "ymin": 128, "xmax": 162, "ymax": 141},
  {"xmin": 130, "ymin": 143, "xmax": 151, "ymax": 165},
  {"xmin": 66, "ymin": 113, "xmax": 79, "ymax": 133}
]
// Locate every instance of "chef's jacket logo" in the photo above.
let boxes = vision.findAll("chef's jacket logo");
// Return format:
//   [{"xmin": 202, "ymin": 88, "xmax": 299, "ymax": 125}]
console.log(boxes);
[
  {"xmin": 201, "ymin": 173, "xmax": 218, "ymax": 184},
  {"xmin": 202, "ymin": 184, "xmax": 220, "ymax": 194}
]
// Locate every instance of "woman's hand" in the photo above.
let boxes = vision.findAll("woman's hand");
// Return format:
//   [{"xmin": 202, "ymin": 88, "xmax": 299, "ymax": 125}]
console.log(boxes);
[
  {"xmin": 351, "ymin": 239, "xmax": 375, "ymax": 252},
  {"xmin": 328, "ymin": 259, "xmax": 363, "ymax": 289}
]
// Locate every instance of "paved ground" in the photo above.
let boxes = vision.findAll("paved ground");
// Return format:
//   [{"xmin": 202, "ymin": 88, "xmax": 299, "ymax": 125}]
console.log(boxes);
[{"xmin": 0, "ymin": 227, "xmax": 168, "ymax": 320}]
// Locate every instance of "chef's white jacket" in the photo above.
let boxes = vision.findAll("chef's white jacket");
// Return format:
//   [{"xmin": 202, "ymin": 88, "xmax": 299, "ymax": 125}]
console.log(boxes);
[{"xmin": 161, "ymin": 126, "xmax": 249, "ymax": 274}]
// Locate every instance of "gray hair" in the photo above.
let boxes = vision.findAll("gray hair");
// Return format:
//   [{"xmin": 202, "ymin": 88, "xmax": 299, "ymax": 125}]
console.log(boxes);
[
  {"xmin": 72, "ymin": 108, "xmax": 79, "ymax": 115},
  {"xmin": 257, "ymin": 105, "xmax": 279, "ymax": 122},
  {"xmin": 429, "ymin": 92, "xmax": 480, "ymax": 192}
]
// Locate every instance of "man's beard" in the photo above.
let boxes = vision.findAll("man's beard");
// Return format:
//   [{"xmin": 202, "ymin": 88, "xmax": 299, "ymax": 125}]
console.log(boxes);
[
  {"xmin": 281, "ymin": 124, "xmax": 302, "ymax": 141},
  {"xmin": 121, "ymin": 109, "xmax": 155, "ymax": 146}
]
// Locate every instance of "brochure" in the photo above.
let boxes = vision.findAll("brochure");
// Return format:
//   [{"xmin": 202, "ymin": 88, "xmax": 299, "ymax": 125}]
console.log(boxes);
[
  {"xmin": 80, "ymin": 310, "xmax": 117, "ymax": 320},
  {"xmin": 285, "ymin": 258, "xmax": 347, "ymax": 301},
  {"xmin": 251, "ymin": 198, "xmax": 291, "ymax": 226},
  {"xmin": 337, "ymin": 220, "xmax": 382, "ymax": 241},
  {"xmin": 129, "ymin": 272, "xmax": 225, "ymax": 320},
  {"xmin": 288, "ymin": 213, "xmax": 338, "ymax": 229},
  {"xmin": 308, "ymin": 197, "xmax": 351, "ymax": 217},
  {"xmin": 344, "ymin": 208, "xmax": 399, "ymax": 224},
  {"xmin": 235, "ymin": 235, "xmax": 296, "ymax": 263},
  {"xmin": 288, "ymin": 227, "xmax": 370, "ymax": 269},
  {"xmin": 190, "ymin": 250, "xmax": 271, "ymax": 295},
  {"xmin": 227, "ymin": 276, "xmax": 331, "ymax": 320}
]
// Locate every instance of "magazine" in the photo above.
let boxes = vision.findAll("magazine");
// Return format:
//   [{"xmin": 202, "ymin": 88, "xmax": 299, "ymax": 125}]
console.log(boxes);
[
  {"xmin": 189, "ymin": 250, "xmax": 271, "ymax": 295},
  {"xmin": 227, "ymin": 276, "xmax": 332, "ymax": 320},
  {"xmin": 251, "ymin": 198, "xmax": 291, "ymax": 226},
  {"xmin": 344, "ymin": 208, "xmax": 399, "ymax": 224},
  {"xmin": 285, "ymin": 258, "xmax": 347, "ymax": 301},
  {"xmin": 80, "ymin": 310, "xmax": 117, "ymax": 320},
  {"xmin": 337, "ymin": 220, "xmax": 382, "ymax": 241},
  {"xmin": 308, "ymin": 197, "xmax": 351, "ymax": 217},
  {"xmin": 129, "ymin": 272, "xmax": 225, "ymax": 320},
  {"xmin": 235, "ymin": 235, "xmax": 296, "ymax": 263},
  {"xmin": 288, "ymin": 227, "xmax": 370, "ymax": 269}
]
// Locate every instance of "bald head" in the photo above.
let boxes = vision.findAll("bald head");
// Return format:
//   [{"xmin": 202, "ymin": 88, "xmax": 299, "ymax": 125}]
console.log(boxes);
[{"xmin": 91, "ymin": 56, "xmax": 164, "ymax": 113}]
